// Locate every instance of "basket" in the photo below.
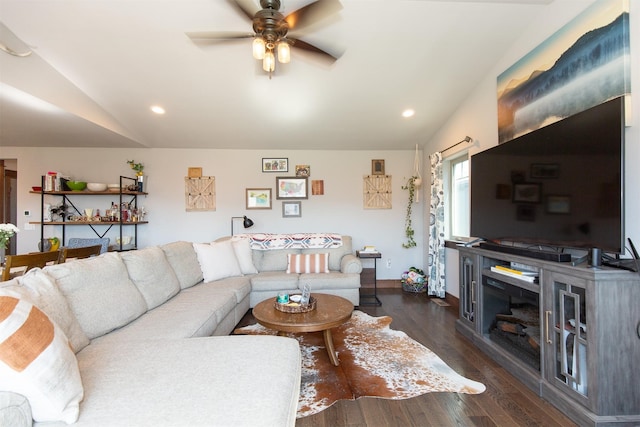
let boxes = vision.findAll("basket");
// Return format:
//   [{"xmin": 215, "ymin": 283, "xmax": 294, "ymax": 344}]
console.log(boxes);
[
  {"xmin": 274, "ymin": 296, "xmax": 317, "ymax": 313},
  {"xmin": 401, "ymin": 267, "xmax": 427, "ymax": 293},
  {"xmin": 401, "ymin": 280, "xmax": 427, "ymax": 293}
]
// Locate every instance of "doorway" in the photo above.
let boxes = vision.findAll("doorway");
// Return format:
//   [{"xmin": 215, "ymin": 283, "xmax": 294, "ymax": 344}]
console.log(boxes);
[{"xmin": 1, "ymin": 159, "xmax": 18, "ymax": 255}]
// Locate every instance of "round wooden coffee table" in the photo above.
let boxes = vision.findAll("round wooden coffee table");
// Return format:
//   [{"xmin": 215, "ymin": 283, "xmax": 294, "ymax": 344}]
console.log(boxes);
[{"xmin": 252, "ymin": 293, "xmax": 353, "ymax": 366}]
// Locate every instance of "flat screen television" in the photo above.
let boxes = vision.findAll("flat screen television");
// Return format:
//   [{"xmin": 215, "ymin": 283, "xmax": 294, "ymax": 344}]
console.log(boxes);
[{"xmin": 470, "ymin": 96, "xmax": 625, "ymax": 254}]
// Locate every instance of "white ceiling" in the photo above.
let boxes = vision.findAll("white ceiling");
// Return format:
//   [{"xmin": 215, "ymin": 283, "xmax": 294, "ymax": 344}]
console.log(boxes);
[{"xmin": 0, "ymin": 0, "xmax": 554, "ymax": 151}]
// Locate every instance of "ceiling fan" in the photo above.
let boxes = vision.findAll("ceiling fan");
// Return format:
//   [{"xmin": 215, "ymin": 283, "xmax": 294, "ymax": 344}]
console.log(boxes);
[{"xmin": 186, "ymin": 0, "xmax": 343, "ymax": 76}]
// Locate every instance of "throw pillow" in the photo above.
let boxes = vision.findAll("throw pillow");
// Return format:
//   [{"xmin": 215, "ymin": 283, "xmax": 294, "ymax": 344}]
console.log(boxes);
[
  {"xmin": 2, "ymin": 269, "xmax": 90, "ymax": 353},
  {"xmin": 286, "ymin": 253, "xmax": 330, "ymax": 274},
  {"xmin": 0, "ymin": 294, "xmax": 83, "ymax": 424},
  {"xmin": 193, "ymin": 240, "xmax": 243, "ymax": 282},
  {"xmin": 231, "ymin": 237, "xmax": 258, "ymax": 275}
]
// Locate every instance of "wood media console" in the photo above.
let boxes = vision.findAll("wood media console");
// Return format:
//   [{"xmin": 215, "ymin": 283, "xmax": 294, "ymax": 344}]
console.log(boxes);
[{"xmin": 455, "ymin": 245, "xmax": 640, "ymax": 427}]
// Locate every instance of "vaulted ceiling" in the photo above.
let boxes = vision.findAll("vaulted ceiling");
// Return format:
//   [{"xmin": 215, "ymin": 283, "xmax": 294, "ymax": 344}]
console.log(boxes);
[{"xmin": 0, "ymin": 0, "xmax": 554, "ymax": 150}]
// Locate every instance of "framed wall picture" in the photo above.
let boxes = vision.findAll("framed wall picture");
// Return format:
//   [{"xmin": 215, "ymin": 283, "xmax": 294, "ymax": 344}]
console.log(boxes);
[
  {"xmin": 282, "ymin": 201, "xmax": 301, "ymax": 218},
  {"xmin": 546, "ymin": 195, "xmax": 571, "ymax": 214},
  {"xmin": 371, "ymin": 159, "xmax": 385, "ymax": 175},
  {"xmin": 513, "ymin": 183, "xmax": 541, "ymax": 203},
  {"xmin": 276, "ymin": 176, "xmax": 308, "ymax": 199},
  {"xmin": 246, "ymin": 188, "xmax": 272, "ymax": 210},
  {"xmin": 262, "ymin": 158, "xmax": 288, "ymax": 172},
  {"xmin": 295, "ymin": 164, "xmax": 310, "ymax": 177},
  {"xmin": 531, "ymin": 163, "xmax": 559, "ymax": 179}
]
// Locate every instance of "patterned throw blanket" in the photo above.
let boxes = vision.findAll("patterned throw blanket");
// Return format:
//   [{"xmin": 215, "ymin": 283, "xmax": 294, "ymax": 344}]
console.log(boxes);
[{"xmin": 241, "ymin": 233, "xmax": 343, "ymax": 250}]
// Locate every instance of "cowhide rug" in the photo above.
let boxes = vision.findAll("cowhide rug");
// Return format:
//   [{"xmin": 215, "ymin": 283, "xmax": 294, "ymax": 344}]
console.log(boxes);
[{"xmin": 234, "ymin": 310, "xmax": 486, "ymax": 418}]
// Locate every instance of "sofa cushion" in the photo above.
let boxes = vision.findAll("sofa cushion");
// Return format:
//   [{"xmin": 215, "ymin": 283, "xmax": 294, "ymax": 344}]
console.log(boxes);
[
  {"xmin": 299, "ymin": 272, "xmax": 361, "ymax": 290},
  {"xmin": 194, "ymin": 241, "xmax": 243, "ymax": 282},
  {"xmin": 73, "ymin": 336, "xmax": 300, "ymax": 427},
  {"xmin": 0, "ymin": 295, "xmax": 83, "ymax": 424},
  {"xmin": 160, "ymin": 241, "xmax": 203, "ymax": 289},
  {"xmin": 1, "ymin": 269, "xmax": 89, "ymax": 353},
  {"xmin": 44, "ymin": 253, "xmax": 147, "ymax": 339},
  {"xmin": 231, "ymin": 237, "xmax": 258, "ymax": 274},
  {"xmin": 286, "ymin": 253, "xmax": 329, "ymax": 274},
  {"xmin": 121, "ymin": 247, "xmax": 181, "ymax": 309},
  {"xmin": 250, "ymin": 271, "xmax": 300, "ymax": 291},
  {"xmin": 253, "ymin": 249, "xmax": 301, "ymax": 272}
]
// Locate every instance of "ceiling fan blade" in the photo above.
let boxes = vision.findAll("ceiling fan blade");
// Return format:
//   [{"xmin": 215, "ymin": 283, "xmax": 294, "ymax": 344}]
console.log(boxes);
[
  {"xmin": 285, "ymin": 0, "xmax": 343, "ymax": 32},
  {"xmin": 186, "ymin": 31, "xmax": 254, "ymax": 41},
  {"xmin": 288, "ymin": 37, "xmax": 342, "ymax": 62},
  {"xmin": 229, "ymin": 0, "xmax": 259, "ymax": 21}
]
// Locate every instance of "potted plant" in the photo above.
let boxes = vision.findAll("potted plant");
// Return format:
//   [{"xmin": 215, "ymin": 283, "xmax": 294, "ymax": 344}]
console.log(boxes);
[
  {"xmin": 127, "ymin": 160, "xmax": 145, "ymax": 191},
  {"xmin": 401, "ymin": 176, "xmax": 419, "ymax": 248}
]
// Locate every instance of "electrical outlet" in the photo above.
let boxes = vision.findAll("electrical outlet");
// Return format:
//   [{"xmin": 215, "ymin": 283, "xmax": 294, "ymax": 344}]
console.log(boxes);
[
  {"xmin": 24, "ymin": 210, "xmax": 31, "ymax": 216},
  {"xmin": 386, "ymin": 259, "xmax": 392, "ymax": 268}
]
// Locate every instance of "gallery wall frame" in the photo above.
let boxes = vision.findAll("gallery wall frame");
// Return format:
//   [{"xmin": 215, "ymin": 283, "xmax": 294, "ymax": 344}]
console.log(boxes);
[
  {"xmin": 246, "ymin": 188, "xmax": 272, "ymax": 210},
  {"xmin": 371, "ymin": 159, "xmax": 385, "ymax": 175},
  {"xmin": 262, "ymin": 158, "xmax": 288, "ymax": 173},
  {"xmin": 276, "ymin": 176, "xmax": 308, "ymax": 199},
  {"xmin": 295, "ymin": 165, "xmax": 310, "ymax": 177},
  {"xmin": 513, "ymin": 183, "xmax": 541, "ymax": 203},
  {"xmin": 546, "ymin": 195, "xmax": 571, "ymax": 214},
  {"xmin": 531, "ymin": 163, "xmax": 559, "ymax": 179},
  {"xmin": 282, "ymin": 201, "xmax": 301, "ymax": 218}
]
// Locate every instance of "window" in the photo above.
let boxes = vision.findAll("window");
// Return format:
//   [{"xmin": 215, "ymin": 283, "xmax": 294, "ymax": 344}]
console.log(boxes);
[{"xmin": 448, "ymin": 155, "xmax": 470, "ymax": 239}]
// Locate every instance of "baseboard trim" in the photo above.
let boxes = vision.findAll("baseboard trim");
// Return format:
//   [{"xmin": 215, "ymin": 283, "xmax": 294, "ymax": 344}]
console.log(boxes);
[{"xmin": 360, "ymin": 279, "xmax": 401, "ymax": 289}]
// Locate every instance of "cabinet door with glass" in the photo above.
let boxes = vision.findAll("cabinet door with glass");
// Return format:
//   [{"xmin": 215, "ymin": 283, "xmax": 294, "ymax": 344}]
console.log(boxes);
[
  {"xmin": 458, "ymin": 250, "xmax": 478, "ymax": 331},
  {"xmin": 543, "ymin": 271, "xmax": 590, "ymax": 408}
]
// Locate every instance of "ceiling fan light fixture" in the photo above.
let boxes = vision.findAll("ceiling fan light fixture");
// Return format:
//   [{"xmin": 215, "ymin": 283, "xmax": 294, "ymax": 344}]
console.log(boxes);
[
  {"xmin": 277, "ymin": 41, "xmax": 290, "ymax": 64},
  {"xmin": 263, "ymin": 49, "xmax": 275, "ymax": 72},
  {"xmin": 252, "ymin": 37, "xmax": 266, "ymax": 59}
]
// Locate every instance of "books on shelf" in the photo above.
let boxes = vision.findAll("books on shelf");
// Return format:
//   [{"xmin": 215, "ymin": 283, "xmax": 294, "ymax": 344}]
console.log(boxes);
[{"xmin": 490, "ymin": 265, "xmax": 538, "ymax": 282}]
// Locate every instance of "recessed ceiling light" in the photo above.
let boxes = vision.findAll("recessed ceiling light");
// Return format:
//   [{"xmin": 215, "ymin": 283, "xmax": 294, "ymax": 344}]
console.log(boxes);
[
  {"xmin": 402, "ymin": 109, "xmax": 415, "ymax": 118},
  {"xmin": 150, "ymin": 105, "xmax": 165, "ymax": 115}
]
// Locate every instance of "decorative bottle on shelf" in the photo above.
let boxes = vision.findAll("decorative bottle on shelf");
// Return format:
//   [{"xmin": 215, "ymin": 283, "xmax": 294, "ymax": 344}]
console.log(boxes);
[{"xmin": 136, "ymin": 174, "xmax": 144, "ymax": 192}]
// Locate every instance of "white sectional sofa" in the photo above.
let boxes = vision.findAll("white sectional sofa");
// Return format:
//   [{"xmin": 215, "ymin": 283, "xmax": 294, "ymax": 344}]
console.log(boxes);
[{"xmin": 0, "ymin": 234, "xmax": 361, "ymax": 427}]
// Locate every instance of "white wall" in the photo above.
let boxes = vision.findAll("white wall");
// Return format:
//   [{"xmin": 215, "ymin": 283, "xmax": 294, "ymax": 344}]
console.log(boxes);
[
  {"xmin": 432, "ymin": 0, "xmax": 640, "ymax": 298},
  {"xmin": 0, "ymin": 146, "xmax": 424, "ymax": 280}
]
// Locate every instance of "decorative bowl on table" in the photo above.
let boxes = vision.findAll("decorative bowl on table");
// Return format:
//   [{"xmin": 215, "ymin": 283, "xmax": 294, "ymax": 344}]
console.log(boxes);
[
  {"xmin": 107, "ymin": 184, "xmax": 122, "ymax": 192},
  {"xmin": 87, "ymin": 182, "xmax": 107, "ymax": 192},
  {"xmin": 66, "ymin": 181, "xmax": 87, "ymax": 191},
  {"xmin": 274, "ymin": 296, "xmax": 316, "ymax": 313}
]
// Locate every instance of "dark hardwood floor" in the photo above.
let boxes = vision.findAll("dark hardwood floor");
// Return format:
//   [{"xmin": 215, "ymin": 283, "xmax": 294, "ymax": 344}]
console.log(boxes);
[{"xmin": 237, "ymin": 289, "xmax": 577, "ymax": 427}]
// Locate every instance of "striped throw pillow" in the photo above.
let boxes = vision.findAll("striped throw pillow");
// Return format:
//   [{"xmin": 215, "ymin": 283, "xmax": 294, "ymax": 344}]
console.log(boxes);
[
  {"xmin": 0, "ymin": 294, "xmax": 83, "ymax": 424},
  {"xmin": 286, "ymin": 253, "xmax": 330, "ymax": 274}
]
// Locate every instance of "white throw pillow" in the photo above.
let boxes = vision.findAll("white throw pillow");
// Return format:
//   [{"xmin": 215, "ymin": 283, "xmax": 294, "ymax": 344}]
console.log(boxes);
[
  {"xmin": 0, "ymin": 294, "xmax": 83, "ymax": 424},
  {"xmin": 193, "ymin": 241, "xmax": 243, "ymax": 282},
  {"xmin": 231, "ymin": 237, "xmax": 258, "ymax": 275},
  {"xmin": 286, "ymin": 253, "xmax": 330, "ymax": 274}
]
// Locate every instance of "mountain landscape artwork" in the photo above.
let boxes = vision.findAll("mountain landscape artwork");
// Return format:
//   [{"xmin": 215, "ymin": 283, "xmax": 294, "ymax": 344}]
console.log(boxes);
[{"xmin": 497, "ymin": 0, "xmax": 630, "ymax": 144}]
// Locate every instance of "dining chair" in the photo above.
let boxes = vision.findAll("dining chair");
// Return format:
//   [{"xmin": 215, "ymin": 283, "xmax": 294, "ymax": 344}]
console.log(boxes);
[
  {"xmin": 59, "ymin": 244, "xmax": 102, "ymax": 263},
  {"xmin": 1, "ymin": 251, "xmax": 61, "ymax": 281}
]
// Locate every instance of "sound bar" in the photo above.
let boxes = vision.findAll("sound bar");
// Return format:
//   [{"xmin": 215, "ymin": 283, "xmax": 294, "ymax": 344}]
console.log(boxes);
[{"xmin": 479, "ymin": 242, "xmax": 571, "ymax": 262}]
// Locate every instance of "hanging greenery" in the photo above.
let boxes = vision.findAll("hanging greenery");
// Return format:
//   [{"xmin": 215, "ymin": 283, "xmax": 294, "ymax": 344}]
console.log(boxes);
[{"xmin": 401, "ymin": 176, "xmax": 418, "ymax": 248}]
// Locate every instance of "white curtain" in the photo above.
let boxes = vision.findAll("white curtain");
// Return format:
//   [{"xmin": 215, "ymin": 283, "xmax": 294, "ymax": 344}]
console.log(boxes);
[{"xmin": 428, "ymin": 152, "xmax": 446, "ymax": 297}]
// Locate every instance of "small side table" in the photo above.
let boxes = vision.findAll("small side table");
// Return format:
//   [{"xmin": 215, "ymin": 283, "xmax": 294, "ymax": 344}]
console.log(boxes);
[{"xmin": 356, "ymin": 251, "xmax": 382, "ymax": 306}]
